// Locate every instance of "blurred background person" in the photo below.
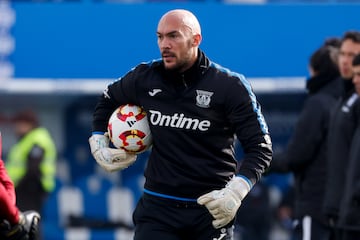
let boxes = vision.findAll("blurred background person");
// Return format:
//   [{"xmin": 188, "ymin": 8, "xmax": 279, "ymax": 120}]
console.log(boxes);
[
  {"xmin": 353, "ymin": 54, "xmax": 360, "ymax": 96},
  {"xmin": 5, "ymin": 110, "xmax": 57, "ymax": 229},
  {"xmin": 235, "ymin": 178, "xmax": 272, "ymax": 240},
  {"xmin": 276, "ymin": 184, "xmax": 295, "ymax": 239},
  {"xmin": 323, "ymin": 31, "xmax": 360, "ymax": 240},
  {"xmin": 334, "ymin": 54, "xmax": 360, "ymax": 240},
  {"xmin": 270, "ymin": 37, "xmax": 341, "ymax": 240}
]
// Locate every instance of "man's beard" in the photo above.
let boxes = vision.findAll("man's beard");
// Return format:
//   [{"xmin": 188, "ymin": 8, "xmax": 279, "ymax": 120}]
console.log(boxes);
[
  {"xmin": 164, "ymin": 60, "xmax": 188, "ymax": 73},
  {"xmin": 165, "ymin": 55, "xmax": 193, "ymax": 73}
]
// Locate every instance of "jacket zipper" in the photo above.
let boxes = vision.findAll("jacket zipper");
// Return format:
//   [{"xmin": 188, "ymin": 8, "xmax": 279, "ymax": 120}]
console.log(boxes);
[{"xmin": 182, "ymin": 74, "xmax": 188, "ymax": 88}]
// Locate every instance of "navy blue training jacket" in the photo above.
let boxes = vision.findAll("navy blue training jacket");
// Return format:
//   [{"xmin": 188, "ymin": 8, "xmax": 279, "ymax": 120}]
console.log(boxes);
[{"xmin": 92, "ymin": 49, "xmax": 272, "ymax": 199}]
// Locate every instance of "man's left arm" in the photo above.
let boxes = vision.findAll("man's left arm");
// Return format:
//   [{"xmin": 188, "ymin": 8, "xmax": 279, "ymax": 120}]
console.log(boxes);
[
  {"xmin": 26, "ymin": 145, "xmax": 44, "ymax": 177},
  {"xmin": 233, "ymin": 93, "xmax": 272, "ymax": 186},
  {"xmin": 198, "ymin": 78, "xmax": 272, "ymax": 228}
]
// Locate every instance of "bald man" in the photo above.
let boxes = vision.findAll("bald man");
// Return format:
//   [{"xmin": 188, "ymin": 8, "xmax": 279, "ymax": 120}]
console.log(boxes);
[{"xmin": 89, "ymin": 9, "xmax": 272, "ymax": 240}]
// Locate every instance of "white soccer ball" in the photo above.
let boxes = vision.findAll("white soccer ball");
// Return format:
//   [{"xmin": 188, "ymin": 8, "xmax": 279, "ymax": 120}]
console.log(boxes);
[{"xmin": 107, "ymin": 104, "xmax": 152, "ymax": 154}]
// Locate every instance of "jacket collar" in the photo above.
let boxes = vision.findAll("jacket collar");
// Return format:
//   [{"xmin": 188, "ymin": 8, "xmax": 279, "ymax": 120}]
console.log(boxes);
[{"xmin": 154, "ymin": 49, "xmax": 210, "ymax": 90}]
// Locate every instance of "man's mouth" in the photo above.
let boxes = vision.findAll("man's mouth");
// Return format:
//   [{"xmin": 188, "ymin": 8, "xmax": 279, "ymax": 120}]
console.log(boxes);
[{"xmin": 162, "ymin": 52, "xmax": 175, "ymax": 60}]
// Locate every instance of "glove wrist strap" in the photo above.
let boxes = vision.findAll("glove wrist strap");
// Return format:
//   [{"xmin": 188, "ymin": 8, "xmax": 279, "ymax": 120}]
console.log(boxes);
[{"xmin": 227, "ymin": 176, "xmax": 251, "ymax": 200}]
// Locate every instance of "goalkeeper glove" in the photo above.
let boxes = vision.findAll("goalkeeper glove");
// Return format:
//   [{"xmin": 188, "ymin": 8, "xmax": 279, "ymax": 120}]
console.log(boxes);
[
  {"xmin": 0, "ymin": 210, "xmax": 40, "ymax": 240},
  {"xmin": 89, "ymin": 133, "xmax": 137, "ymax": 172},
  {"xmin": 0, "ymin": 220, "xmax": 28, "ymax": 240},
  {"xmin": 197, "ymin": 176, "xmax": 251, "ymax": 229},
  {"xmin": 23, "ymin": 211, "xmax": 41, "ymax": 240}
]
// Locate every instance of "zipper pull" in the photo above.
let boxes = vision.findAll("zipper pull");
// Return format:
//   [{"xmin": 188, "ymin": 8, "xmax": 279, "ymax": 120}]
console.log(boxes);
[{"xmin": 182, "ymin": 74, "xmax": 188, "ymax": 88}]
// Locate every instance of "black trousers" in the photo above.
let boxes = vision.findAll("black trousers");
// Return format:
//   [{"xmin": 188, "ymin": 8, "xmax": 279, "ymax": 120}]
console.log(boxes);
[
  {"xmin": 292, "ymin": 215, "xmax": 332, "ymax": 240},
  {"xmin": 133, "ymin": 193, "xmax": 234, "ymax": 240},
  {"xmin": 339, "ymin": 229, "xmax": 360, "ymax": 240}
]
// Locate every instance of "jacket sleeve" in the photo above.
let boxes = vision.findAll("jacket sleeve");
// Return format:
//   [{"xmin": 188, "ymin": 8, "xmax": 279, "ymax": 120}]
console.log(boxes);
[
  {"xmin": 25, "ymin": 145, "xmax": 44, "ymax": 179},
  {"xmin": 0, "ymin": 160, "xmax": 16, "ymax": 206},
  {"xmin": 271, "ymin": 94, "xmax": 329, "ymax": 173},
  {"xmin": 92, "ymin": 68, "xmax": 139, "ymax": 133},
  {"xmin": 227, "ymin": 76, "xmax": 272, "ymax": 185},
  {"xmin": 0, "ymin": 133, "xmax": 15, "ymax": 203},
  {"xmin": 349, "ymin": 107, "xmax": 360, "ymax": 200}
]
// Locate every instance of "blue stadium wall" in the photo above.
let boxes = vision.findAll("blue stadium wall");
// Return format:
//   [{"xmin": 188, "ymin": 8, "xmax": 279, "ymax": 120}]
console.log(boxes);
[{"xmin": 10, "ymin": 2, "xmax": 360, "ymax": 79}]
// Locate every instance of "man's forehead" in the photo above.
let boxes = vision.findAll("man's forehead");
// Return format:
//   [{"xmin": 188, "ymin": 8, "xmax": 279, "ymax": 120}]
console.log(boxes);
[
  {"xmin": 157, "ymin": 18, "xmax": 187, "ymax": 34},
  {"xmin": 341, "ymin": 40, "xmax": 360, "ymax": 51},
  {"xmin": 159, "ymin": 14, "xmax": 181, "ymax": 27},
  {"xmin": 353, "ymin": 65, "xmax": 360, "ymax": 72}
]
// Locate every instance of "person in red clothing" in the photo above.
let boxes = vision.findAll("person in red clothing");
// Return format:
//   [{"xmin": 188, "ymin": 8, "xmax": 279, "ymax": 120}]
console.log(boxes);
[
  {"xmin": 0, "ymin": 133, "xmax": 19, "ymax": 224},
  {"xmin": 0, "ymin": 132, "xmax": 41, "ymax": 240}
]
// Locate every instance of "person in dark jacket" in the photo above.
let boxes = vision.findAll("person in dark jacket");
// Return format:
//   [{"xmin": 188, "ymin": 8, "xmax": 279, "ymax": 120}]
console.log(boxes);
[
  {"xmin": 88, "ymin": 9, "xmax": 272, "ymax": 240},
  {"xmin": 323, "ymin": 31, "xmax": 360, "ymax": 240},
  {"xmin": 335, "ymin": 54, "xmax": 360, "ymax": 240},
  {"xmin": 270, "ymin": 38, "xmax": 341, "ymax": 240}
]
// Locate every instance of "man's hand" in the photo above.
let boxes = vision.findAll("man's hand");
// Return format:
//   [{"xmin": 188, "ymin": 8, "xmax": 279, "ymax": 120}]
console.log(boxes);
[
  {"xmin": 89, "ymin": 133, "xmax": 137, "ymax": 172},
  {"xmin": 197, "ymin": 176, "xmax": 251, "ymax": 229}
]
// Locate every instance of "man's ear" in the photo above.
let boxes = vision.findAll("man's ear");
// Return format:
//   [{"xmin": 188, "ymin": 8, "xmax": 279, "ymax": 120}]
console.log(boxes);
[{"xmin": 193, "ymin": 34, "xmax": 202, "ymax": 46}]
